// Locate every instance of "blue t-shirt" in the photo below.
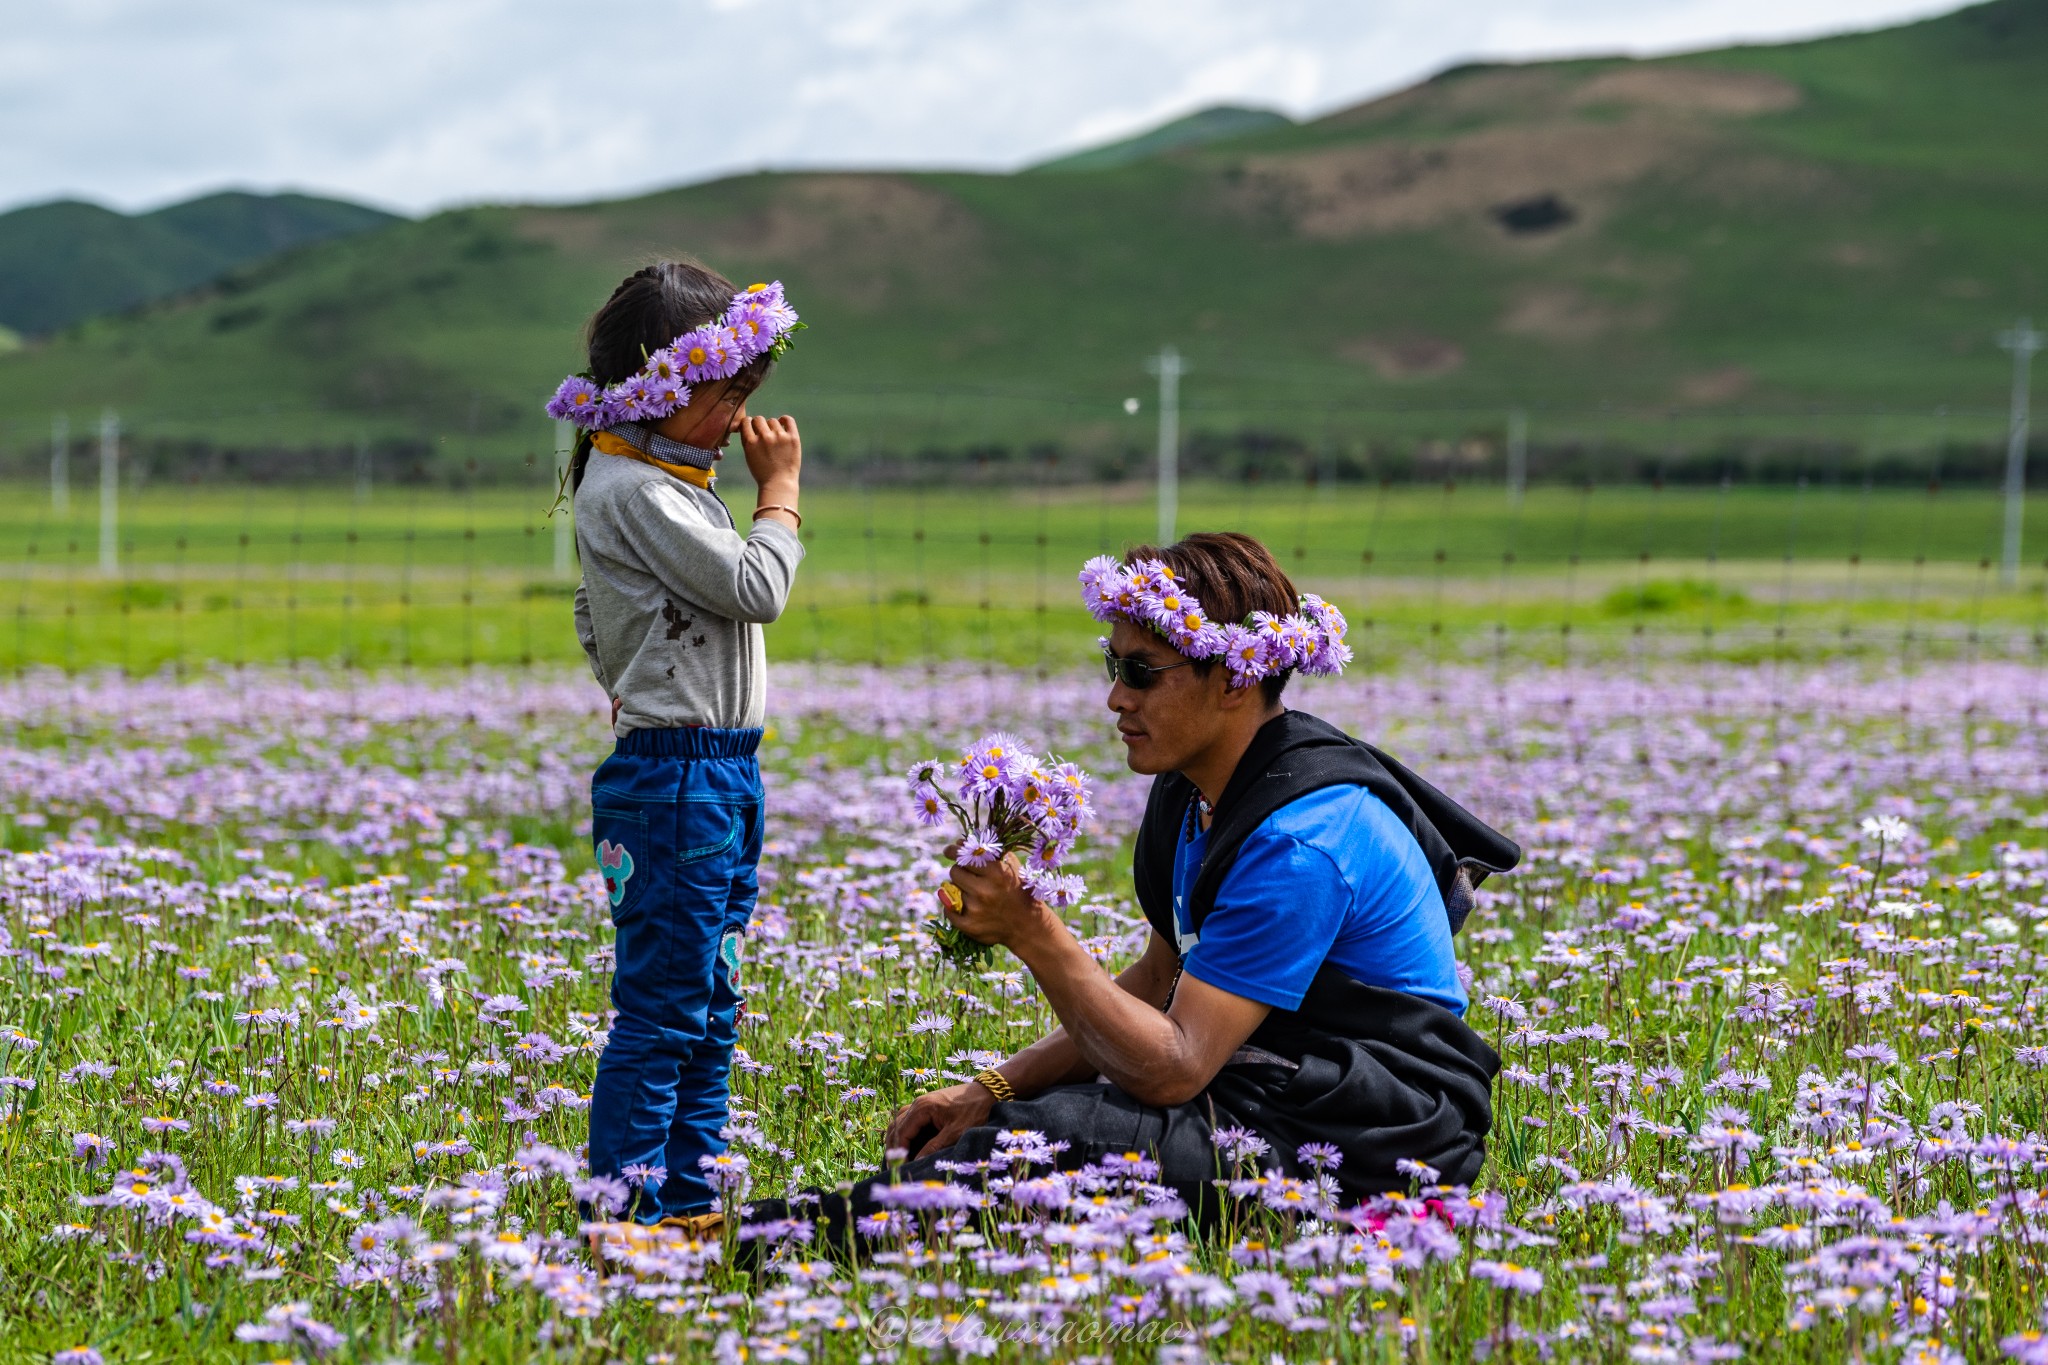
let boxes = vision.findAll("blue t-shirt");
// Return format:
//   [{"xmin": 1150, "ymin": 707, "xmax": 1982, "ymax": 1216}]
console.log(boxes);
[{"xmin": 1170, "ymin": 784, "xmax": 1467, "ymax": 1016}]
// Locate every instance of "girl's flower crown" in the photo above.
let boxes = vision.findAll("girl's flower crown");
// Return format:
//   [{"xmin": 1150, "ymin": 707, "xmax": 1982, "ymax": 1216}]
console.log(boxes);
[
  {"xmin": 1078, "ymin": 554, "xmax": 1353, "ymax": 688},
  {"xmin": 543, "ymin": 280, "xmax": 805, "ymax": 429}
]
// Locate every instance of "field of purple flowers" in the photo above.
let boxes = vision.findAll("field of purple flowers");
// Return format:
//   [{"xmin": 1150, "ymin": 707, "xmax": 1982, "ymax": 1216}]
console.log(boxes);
[{"xmin": 1, "ymin": 660, "xmax": 2045, "ymax": 1364}]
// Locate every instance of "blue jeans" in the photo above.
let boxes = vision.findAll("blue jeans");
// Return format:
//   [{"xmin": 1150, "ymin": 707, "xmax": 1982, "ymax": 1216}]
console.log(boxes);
[{"xmin": 586, "ymin": 726, "xmax": 762, "ymax": 1221}]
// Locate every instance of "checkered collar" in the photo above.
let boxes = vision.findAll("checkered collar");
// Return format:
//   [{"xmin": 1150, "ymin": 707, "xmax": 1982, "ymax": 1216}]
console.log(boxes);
[{"xmin": 604, "ymin": 422, "xmax": 718, "ymax": 471}]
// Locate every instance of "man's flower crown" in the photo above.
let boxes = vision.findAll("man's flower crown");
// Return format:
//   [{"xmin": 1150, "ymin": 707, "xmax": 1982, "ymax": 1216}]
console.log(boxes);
[
  {"xmin": 543, "ymin": 280, "xmax": 805, "ymax": 429},
  {"xmin": 1078, "ymin": 555, "xmax": 1353, "ymax": 688}
]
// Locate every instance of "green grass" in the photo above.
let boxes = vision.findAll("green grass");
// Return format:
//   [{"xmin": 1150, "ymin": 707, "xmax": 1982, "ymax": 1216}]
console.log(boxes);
[{"xmin": 0, "ymin": 480, "xmax": 2042, "ymax": 672}]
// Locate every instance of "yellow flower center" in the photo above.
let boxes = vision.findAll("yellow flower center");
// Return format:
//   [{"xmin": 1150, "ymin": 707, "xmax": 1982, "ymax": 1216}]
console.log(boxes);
[{"xmin": 688, "ymin": 347, "xmax": 709, "ymax": 364}]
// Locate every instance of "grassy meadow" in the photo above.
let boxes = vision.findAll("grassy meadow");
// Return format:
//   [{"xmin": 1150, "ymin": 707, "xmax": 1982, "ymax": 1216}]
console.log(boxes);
[{"xmin": 0, "ymin": 477, "xmax": 2042, "ymax": 674}]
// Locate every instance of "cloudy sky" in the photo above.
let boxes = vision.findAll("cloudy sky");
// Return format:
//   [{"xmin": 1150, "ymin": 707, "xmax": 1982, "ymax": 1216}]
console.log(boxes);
[{"xmin": 3, "ymin": 0, "xmax": 1963, "ymax": 218}]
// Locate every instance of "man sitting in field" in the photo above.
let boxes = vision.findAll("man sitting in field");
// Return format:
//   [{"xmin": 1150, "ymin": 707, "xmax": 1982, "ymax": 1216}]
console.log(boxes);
[{"xmin": 778, "ymin": 533, "xmax": 1517, "ymax": 1237}]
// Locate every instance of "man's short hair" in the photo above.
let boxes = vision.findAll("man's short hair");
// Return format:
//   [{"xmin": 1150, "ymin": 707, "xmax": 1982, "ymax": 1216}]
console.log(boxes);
[{"xmin": 1122, "ymin": 531, "xmax": 1301, "ymax": 704}]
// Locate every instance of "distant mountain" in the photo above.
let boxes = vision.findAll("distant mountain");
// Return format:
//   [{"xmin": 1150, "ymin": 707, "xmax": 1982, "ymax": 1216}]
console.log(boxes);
[
  {"xmin": 0, "ymin": 0, "xmax": 2041, "ymax": 463},
  {"xmin": 1032, "ymin": 105, "xmax": 1295, "ymax": 172},
  {"xmin": 0, "ymin": 191, "xmax": 399, "ymax": 337}
]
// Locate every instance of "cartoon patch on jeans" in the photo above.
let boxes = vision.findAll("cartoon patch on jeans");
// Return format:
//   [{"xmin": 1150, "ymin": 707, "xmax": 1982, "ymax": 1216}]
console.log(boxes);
[
  {"xmin": 718, "ymin": 928, "xmax": 742, "ymax": 993},
  {"xmin": 597, "ymin": 839, "xmax": 635, "ymax": 907}
]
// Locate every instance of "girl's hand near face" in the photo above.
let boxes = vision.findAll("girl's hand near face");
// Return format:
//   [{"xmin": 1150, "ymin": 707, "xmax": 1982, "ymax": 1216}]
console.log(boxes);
[{"xmin": 738, "ymin": 415, "xmax": 801, "ymax": 496}]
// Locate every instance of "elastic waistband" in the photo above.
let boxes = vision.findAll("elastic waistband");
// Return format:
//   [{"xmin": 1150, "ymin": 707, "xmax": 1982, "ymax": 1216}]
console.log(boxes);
[{"xmin": 616, "ymin": 726, "xmax": 762, "ymax": 758}]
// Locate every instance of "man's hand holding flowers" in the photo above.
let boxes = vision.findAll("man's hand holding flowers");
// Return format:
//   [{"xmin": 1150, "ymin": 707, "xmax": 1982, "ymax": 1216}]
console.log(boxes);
[
  {"xmin": 937, "ymin": 842, "xmax": 1063, "ymax": 956},
  {"xmin": 907, "ymin": 733, "xmax": 1093, "ymax": 967}
]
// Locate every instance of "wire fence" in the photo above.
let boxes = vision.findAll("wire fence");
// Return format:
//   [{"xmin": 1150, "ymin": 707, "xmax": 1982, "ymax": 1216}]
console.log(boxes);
[{"xmin": 0, "ymin": 398, "xmax": 2041, "ymax": 695}]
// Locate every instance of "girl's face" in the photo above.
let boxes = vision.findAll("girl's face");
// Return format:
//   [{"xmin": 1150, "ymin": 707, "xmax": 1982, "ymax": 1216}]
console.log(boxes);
[{"xmin": 655, "ymin": 380, "xmax": 751, "ymax": 455}]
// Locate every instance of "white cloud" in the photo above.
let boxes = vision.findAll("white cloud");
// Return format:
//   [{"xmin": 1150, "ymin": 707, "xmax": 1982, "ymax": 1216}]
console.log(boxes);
[{"xmin": 0, "ymin": 0, "xmax": 1965, "ymax": 216}]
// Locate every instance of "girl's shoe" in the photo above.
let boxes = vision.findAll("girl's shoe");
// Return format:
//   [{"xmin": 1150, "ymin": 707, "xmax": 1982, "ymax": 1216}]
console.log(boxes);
[{"xmin": 657, "ymin": 1211, "xmax": 725, "ymax": 1238}]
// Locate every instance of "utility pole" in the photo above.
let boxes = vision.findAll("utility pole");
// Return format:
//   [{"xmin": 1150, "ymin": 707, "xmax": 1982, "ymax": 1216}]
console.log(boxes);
[
  {"xmin": 1143, "ymin": 346, "xmax": 1185, "ymax": 545},
  {"xmin": 51, "ymin": 413, "xmax": 69, "ymax": 515},
  {"xmin": 1506, "ymin": 408, "xmax": 1527, "ymax": 508},
  {"xmin": 98, "ymin": 407, "xmax": 120, "ymax": 576},
  {"xmin": 554, "ymin": 419, "xmax": 574, "ymax": 578},
  {"xmin": 1999, "ymin": 318, "xmax": 2043, "ymax": 588}
]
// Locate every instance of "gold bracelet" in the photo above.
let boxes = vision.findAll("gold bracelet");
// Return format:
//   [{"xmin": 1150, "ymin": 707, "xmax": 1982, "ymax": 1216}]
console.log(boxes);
[
  {"xmin": 753, "ymin": 503, "xmax": 802, "ymax": 527},
  {"xmin": 972, "ymin": 1067, "xmax": 1016, "ymax": 1103}
]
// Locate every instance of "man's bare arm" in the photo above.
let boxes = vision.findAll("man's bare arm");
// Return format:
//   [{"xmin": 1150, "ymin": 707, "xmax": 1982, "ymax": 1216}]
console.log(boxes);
[
  {"xmin": 1004, "ymin": 913, "xmax": 1268, "ymax": 1106},
  {"xmin": 993, "ymin": 929, "xmax": 1181, "ymax": 1096},
  {"xmin": 942, "ymin": 855, "xmax": 1270, "ymax": 1107},
  {"xmin": 881, "ymin": 927, "xmax": 1180, "ymax": 1158}
]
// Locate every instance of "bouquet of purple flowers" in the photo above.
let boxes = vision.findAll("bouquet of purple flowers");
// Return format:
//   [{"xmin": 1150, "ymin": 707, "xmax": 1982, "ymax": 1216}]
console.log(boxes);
[{"xmin": 907, "ymin": 732, "xmax": 1093, "ymax": 967}]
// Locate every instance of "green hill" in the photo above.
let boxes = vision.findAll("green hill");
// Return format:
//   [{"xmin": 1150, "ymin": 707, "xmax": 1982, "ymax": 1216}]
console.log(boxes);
[
  {"xmin": 0, "ymin": 0, "xmax": 2042, "ymax": 471},
  {"xmin": 0, "ymin": 190, "xmax": 399, "ymax": 337},
  {"xmin": 1030, "ymin": 105, "xmax": 1295, "ymax": 172}
]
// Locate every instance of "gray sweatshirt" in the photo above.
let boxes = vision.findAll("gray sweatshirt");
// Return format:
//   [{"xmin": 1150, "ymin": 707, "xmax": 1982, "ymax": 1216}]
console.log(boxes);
[{"xmin": 572, "ymin": 450, "xmax": 805, "ymax": 734}]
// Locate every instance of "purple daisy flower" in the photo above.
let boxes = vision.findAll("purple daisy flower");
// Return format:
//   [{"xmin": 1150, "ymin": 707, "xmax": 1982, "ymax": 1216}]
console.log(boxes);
[
  {"xmin": 1022, "ymin": 870, "xmax": 1086, "ymax": 908},
  {"xmin": 731, "ymin": 280, "xmax": 784, "ymax": 309},
  {"xmin": 1078, "ymin": 555, "xmax": 1128, "ymax": 622},
  {"xmin": 959, "ymin": 733, "xmax": 1031, "ymax": 799},
  {"xmin": 640, "ymin": 374, "xmax": 689, "ymax": 418},
  {"xmin": 644, "ymin": 347, "xmax": 686, "ymax": 386},
  {"xmin": 956, "ymin": 835, "xmax": 1002, "ymax": 867},
  {"xmin": 602, "ymin": 377, "xmax": 651, "ymax": 423},
  {"xmin": 1161, "ymin": 608, "xmax": 1222, "ymax": 660},
  {"xmin": 1297, "ymin": 1141, "xmax": 1343, "ymax": 1171},
  {"xmin": 544, "ymin": 376, "xmax": 603, "ymax": 423},
  {"xmin": 1471, "ymin": 1258, "xmax": 1544, "ymax": 1295},
  {"xmin": 873, "ymin": 1179, "xmax": 980, "ymax": 1212},
  {"xmin": 675, "ymin": 325, "xmax": 743, "ymax": 383},
  {"xmin": 732, "ymin": 280, "xmax": 799, "ymax": 332},
  {"xmin": 1139, "ymin": 579, "xmax": 1202, "ymax": 632},
  {"xmin": 1217, "ymin": 624, "xmax": 1273, "ymax": 688},
  {"xmin": 725, "ymin": 301, "xmax": 786, "ymax": 359},
  {"xmin": 911, "ymin": 788, "xmax": 949, "ymax": 827}
]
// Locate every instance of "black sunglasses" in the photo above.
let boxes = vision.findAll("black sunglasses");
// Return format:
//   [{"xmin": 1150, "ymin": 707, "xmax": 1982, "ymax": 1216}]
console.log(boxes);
[{"xmin": 1102, "ymin": 646, "xmax": 1193, "ymax": 689}]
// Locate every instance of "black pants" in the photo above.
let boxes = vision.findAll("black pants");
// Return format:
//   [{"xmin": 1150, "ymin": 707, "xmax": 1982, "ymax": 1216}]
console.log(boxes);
[{"xmin": 747, "ymin": 1081, "xmax": 1235, "ymax": 1254}]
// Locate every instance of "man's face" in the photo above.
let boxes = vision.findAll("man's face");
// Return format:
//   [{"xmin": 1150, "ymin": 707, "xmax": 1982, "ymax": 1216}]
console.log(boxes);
[{"xmin": 1105, "ymin": 619, "xmax": 1230, "ymax": 775}]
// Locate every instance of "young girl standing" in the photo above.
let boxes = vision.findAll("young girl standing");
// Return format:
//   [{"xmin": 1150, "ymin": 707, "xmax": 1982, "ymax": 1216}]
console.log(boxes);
[{"xmin": 546, "ymin": 260, "xmax": 806, "ymax": 1228}]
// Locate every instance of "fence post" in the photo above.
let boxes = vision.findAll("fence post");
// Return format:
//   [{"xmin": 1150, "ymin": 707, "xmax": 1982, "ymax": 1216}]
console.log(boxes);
[
  {"xmin": 355, "ymin": 434, "xmax": 372, "ymax": 503},
  {"xmin": 51, "ymin": 413, "xmax": 70, "ymax": 515},
  {"xmin": 98, "ymin": 407, "xmax": 119, "ymax": 577},
  {"xmin": 1999, "ymin": 318, "xmax": 2042, "ymax": 587},
  {"xmin": 1507, "ymin": 409, "xmax": 1527, "ymax": 507}
]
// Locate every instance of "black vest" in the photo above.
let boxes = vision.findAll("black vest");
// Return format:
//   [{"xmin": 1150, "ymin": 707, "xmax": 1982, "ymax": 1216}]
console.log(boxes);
[
  {"xmin": 1132, "ymin": 709, "xmax": 1521, "ymax": 948},
  {"xmin": 1129, "ymin": 709, "xmax": 1520, "ymax": 1193}
]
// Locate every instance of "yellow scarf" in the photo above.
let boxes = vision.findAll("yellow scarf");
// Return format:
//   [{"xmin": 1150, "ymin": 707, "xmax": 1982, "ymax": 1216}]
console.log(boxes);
[{"xmin": 590, "ymin": 431, "xmax": 716, "ymax": 488}]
